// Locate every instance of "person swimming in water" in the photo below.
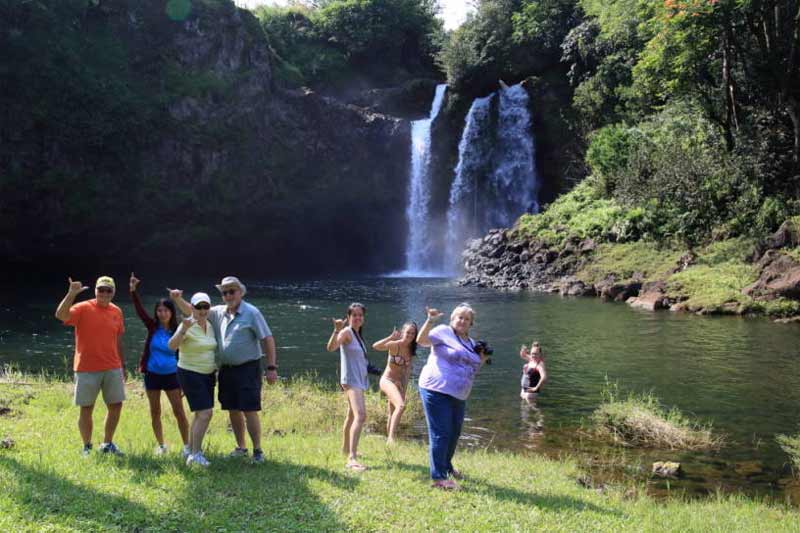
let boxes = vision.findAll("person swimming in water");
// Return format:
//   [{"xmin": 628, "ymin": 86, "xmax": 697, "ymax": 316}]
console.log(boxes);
[{"xmin": 519, "ymin": 341, "xmax": 547, "ymax": 404}]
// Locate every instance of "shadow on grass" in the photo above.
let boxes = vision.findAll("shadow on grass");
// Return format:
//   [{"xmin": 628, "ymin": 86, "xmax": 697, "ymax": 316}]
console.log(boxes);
[
  {"xmin": 0, "ymin": 454, "xmax": 357, "ymax": 531},
  {"xmin": 389, "ymin": 460, "xmax": 622, "ymax": 517}
]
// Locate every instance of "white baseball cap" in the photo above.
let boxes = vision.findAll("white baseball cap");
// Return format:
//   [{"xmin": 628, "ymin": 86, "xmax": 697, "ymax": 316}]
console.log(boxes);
[{"xmin": 190, "ymin": 292, "xmax": 211, "ymax": 306}]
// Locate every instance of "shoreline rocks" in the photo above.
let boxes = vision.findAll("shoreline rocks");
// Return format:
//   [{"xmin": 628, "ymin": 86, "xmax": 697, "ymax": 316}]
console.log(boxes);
[{"xmin": 459, "ymin": 223, "xmax": 800, "ymax": 318}]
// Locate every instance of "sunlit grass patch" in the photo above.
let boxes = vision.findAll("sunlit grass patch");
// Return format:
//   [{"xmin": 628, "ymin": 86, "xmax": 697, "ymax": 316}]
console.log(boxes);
[
  {"xmin": 592, "ymin": 381, "xmax": 722, "ymax": 451},
  {"xmin": 576, "ymin": 241, "xmax": 683, "ymax": 284},
  {"xmin": 666, "ymin": 238, "xmax": 760, "ymax": 311}
]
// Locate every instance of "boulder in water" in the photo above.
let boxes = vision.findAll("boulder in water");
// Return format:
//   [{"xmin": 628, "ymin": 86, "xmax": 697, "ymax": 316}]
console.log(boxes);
[{"xmin": 652, "ymin": 461, "xmax": 682, "ymax": 478}]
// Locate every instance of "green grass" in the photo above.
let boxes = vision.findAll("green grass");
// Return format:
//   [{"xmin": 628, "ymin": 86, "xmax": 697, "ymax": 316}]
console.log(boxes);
[
  {"xmin": 591, "ymin": 381, "xmax": 722, "ymax": 451},
  {"xmin": 666, "ymin": 238, "xmax": 759, "ymax": 312},
  {"xmin": 1, "ymin": 376, "xmax": 798, "ymax": 532},
  {"xmin": 777, "ymin": 433, "xmax": 800, "ymax": 476},
  {"xmin": 576, "ymin": 242, "xmax": 684, "ymax": 285}
]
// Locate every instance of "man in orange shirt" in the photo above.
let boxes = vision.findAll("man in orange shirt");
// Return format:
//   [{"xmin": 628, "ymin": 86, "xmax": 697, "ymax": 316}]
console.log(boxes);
[{"xmin": 55, "ymin": 275, "xmax": 127, "ymax": 456}]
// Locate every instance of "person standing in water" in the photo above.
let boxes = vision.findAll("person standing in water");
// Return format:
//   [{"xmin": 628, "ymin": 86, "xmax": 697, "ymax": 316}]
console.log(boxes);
[
  {"xmin": 519, "ymin": 341, "xmax": 547, "ymax": 403},
  {"xmin": 326, "ymin": 303, "xmax": 370, "ymax": 471}
]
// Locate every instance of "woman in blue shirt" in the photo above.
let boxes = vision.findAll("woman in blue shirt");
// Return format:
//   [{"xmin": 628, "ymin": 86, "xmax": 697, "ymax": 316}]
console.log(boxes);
[{"xmin": 130, "ymin": 273, "xmax": 190, "ymax": 456}]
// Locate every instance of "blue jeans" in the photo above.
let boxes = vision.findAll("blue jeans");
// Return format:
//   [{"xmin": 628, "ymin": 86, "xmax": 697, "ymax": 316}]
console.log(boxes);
[{"xmin": 419, "ymin": 387, "xmax": 466, "ymax": 480}]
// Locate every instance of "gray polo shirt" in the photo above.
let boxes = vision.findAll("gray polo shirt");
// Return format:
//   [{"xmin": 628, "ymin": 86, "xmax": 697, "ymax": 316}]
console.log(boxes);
[{"xmin": 209, "ymin": 301, "xmax": 272, "ymax": 366}]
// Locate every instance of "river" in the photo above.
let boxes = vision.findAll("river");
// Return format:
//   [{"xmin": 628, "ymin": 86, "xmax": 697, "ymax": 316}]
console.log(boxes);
[{"xmin": 2, "ymin": 277, "xmax": 799, "ymax": 501}]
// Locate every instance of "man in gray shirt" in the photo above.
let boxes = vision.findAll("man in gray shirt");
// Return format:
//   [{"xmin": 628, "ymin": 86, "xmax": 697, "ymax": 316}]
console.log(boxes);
[{"xmin": 172, "ymin": 276, "xmax": 277, "ymax": 463}]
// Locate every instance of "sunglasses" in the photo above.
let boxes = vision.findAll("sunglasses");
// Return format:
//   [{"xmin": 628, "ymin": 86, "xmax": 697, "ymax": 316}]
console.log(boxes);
[
  {"xmin": 194, "ymin": 304, "xmax": 210, "ymax": 310},
  {"xmin": 222, "ymin": 289, "xmax": 238, "ymax": 296},
  {"xmin": 97, "ymin": 287, "xmax": 114, "ymax": 294}
]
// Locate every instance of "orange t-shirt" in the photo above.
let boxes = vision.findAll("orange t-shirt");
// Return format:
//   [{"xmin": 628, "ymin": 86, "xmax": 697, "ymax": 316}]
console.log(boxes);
[{"xmin": 64, "ymin": 300, "xmax": 125, "ymax": 372}]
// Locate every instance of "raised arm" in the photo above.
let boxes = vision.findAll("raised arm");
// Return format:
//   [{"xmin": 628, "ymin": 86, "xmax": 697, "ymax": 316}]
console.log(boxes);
[
  {"xmin": 169, "ymin": 288, "xmax": 192, "ymax": 317},
  {"xmin": 326, "ymin": 318, "xmax": 350, "ymax": 352},
  {"xmin": 129, "ymin": 273, "xmax": 155, "ymax": 327},
  {"xmin": 372, "ymin": 327, "xmax": 401, "ymax": 351},
  {"xmin": 55, "ymin": 278, "xmax": 88, "ymax": 322},
  {"xmin": 416, "ymin": 307, "xmax": 443, "ymax": 347},
  {"xmin": 519, "ymin": 344, "xmax": 530, "ymax": 362},
  {"xmin": 168, "ymin": 316, "xmax": 194, "ymax": 352}
]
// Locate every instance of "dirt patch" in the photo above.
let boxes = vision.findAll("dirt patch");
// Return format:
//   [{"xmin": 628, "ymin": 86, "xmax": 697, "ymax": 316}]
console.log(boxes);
[{"xmin": 0, "ymin": 406, "xmax": 12, "ymax": 416}]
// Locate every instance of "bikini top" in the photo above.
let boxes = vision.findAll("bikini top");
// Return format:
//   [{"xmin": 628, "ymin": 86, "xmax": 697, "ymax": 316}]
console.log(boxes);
[{"xmin": 388, "ymin": 351, "xmax": 411, "ymax": 367}]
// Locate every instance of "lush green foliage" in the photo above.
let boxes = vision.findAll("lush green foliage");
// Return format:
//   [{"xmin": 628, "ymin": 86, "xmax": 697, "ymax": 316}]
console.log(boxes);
[
  {"xmin": 438, "ymin": 0, "xmax": 577, "ymax": 93},
  {"xmin": 586, "ymin": 103, "xmax": 773, "ymax": 245},
  {"xmin": 440, "ymin": 0, "xmax": 800, "ymax": 246},
  {"xmin": 255, "ymin": 0, "xmax": 442, "ymax": 86},
  {"xmin": 515, "ymin": 181, "xmax": 650, "ymax": 245},
  {"xmin": 1, "ymin": 376, "xmax": 798, "ymax": 531}
]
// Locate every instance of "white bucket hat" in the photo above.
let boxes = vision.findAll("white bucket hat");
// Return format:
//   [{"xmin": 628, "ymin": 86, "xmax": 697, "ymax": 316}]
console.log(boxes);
[{"xmin": 215, "ymin": 275, "xmax": 247, "ymax": 296}]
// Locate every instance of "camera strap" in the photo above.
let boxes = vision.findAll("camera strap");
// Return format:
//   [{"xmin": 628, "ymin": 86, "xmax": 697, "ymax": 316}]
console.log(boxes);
[{"xmin": 451, "ymin": 327, "xmax": 476, "ymax": 355}]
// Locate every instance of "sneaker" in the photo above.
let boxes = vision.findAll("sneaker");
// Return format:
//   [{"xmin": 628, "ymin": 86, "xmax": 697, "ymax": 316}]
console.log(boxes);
[
  {"xmin": 99, "ymin": 442, "xmax": 124, "ymax": 455},
  {"xmin": 186, "ymin": 452, "xmax": 210, "ymax": 467},
  {"xmin": 252, "ymin": 449, "xmax": 265, "ymax": 464},
  {"xmin": 182, "ymin": 444, "xmax": 192, "ymax": 459},
  {"xmin": 228, "ymin": 447, "xmax": 248, "ymax": 458},
  {"xmin": 155, "ymin": 444, "xmax": 168, "ymax": 455},
  {"xmin": 432, "ymin": 479, "xmax": 459, "ymax": 490},
  {"xmin": 81, "ymin": 443, "xmax": 92, "ymax": 457}
]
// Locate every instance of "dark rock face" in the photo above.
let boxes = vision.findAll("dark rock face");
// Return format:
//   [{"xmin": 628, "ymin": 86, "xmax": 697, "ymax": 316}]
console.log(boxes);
[
  {"xmin": 1, "ymin": 0, "xmax": 410, "ymax": 276},
  {"xmin": 340, "ymin": 79, "xmax": 441, "ymax": 119},
  {"xmin": 744, "ymin": 251, "xmax": 800, "ymax": 300}
]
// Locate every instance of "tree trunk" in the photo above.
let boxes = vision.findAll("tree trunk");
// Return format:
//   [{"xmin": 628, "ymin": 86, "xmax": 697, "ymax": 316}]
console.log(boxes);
[{"xmin": 787, "ymin": 96, "xmax": 800, "ymax": 163}]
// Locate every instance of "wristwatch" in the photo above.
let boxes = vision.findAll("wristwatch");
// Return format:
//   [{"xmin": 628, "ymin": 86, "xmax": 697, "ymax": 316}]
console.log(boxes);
[{"xmin": 266, "ymin": 365, "xmax": 277, "ymax": 371}]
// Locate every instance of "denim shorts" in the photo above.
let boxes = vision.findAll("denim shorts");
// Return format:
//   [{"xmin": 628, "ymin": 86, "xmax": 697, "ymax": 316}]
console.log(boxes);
[{"xmin": 177, "ymin": 367, "xmax": 216, "ymax": 412}]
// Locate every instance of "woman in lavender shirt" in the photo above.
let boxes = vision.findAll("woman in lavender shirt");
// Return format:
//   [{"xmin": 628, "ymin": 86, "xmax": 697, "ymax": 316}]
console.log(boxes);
[{"xmin": 417, "ymin": 303, "xmax": 490, "ymax": 490}]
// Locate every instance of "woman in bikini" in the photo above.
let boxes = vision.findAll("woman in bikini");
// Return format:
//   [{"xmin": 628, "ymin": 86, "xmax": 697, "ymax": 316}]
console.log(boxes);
[
  {"xmin": 519, "ymin": 341, "xmax": 547, "ymax": 404},
  {"xmin": 372, "ymin": 322, "xmax": 418, "ymax": 444},
  {"xmin": 326, "ymin": 302, "xmax": 370, "ymax": 472}
]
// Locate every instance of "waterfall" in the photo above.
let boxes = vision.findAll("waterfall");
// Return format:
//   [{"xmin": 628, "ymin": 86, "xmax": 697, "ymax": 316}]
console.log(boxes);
[
  {"xmin": 445, "ymin": 83, "xmax": 539, "ymax": 273},
  {"xmin": 444, "ymin": 94, "xmax": 495, "ymax": 269},
  {"xmin": 402, "ymin": 83, "xmax": 447, "ymax": 276}
]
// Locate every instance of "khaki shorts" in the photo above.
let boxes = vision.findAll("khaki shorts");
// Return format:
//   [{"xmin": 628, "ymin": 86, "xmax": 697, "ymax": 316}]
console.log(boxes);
[{"xmin": 74, "ymin": 369, "xmax": 126, "ymax": 406}]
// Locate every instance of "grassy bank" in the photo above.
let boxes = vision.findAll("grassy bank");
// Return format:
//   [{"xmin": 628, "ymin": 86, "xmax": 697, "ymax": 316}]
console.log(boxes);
[
  {"xmin": 592, "ymin": 382, "xmax": 722, "ymax": 451},
  {"xmin": 1, "ymin": 376, "xmax": 799, "ymax": 532},
  {"xmin": 514, "ymin": 182, "xmax": 800, "ymax": 317}
]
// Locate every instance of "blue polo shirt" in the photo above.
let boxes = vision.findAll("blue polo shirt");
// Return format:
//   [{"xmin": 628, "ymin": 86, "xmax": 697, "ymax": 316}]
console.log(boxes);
[{"xmin": 208, "ymin": 301, "xmax": 272, "ymax": 366}]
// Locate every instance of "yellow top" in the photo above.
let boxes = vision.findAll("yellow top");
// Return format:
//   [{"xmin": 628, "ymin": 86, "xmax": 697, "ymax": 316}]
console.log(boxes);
[{"xmin": 178, "ymin": 322, "xmax": 217, "ymax": 374}]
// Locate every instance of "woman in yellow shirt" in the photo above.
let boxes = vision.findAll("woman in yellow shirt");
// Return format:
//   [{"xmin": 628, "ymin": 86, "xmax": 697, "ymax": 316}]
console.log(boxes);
[{"xmin": 169, "ymin": 292, "xmax": 217, "ymax": 467}]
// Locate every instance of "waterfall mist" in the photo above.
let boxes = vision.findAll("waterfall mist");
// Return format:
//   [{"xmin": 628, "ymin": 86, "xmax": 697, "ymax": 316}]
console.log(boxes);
[{"xmin": 445, "ymin": 83, "xmax": 539, "ymax": 274}]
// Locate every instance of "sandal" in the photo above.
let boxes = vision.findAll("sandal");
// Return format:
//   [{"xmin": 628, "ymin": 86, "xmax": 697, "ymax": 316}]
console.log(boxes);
[
  {"xmin": 345, "ymin": 461, "xmax": 367, "ymax": 472},
  {"xmin": 432, "ymin": 479, "xmax": 459, "ymax": 490}
]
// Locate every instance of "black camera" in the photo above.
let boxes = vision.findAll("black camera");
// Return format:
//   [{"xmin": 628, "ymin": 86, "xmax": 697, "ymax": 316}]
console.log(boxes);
[{"xmin": 474, "ymin": 340, "xmax": 493, "ymax": 365}]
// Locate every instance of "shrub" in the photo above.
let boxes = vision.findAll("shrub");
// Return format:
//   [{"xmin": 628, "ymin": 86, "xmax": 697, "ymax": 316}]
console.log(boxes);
[
  {"xmin": 592, "ymin": 380, "xmax": 722, "ymax": 450},
  {"xmin": 515, "ymin": 180, "xmax": 652, "ymax": 246},
  {"xmin": 584, "ymin": 102, "xmax": 768, "ymax": 245}
]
